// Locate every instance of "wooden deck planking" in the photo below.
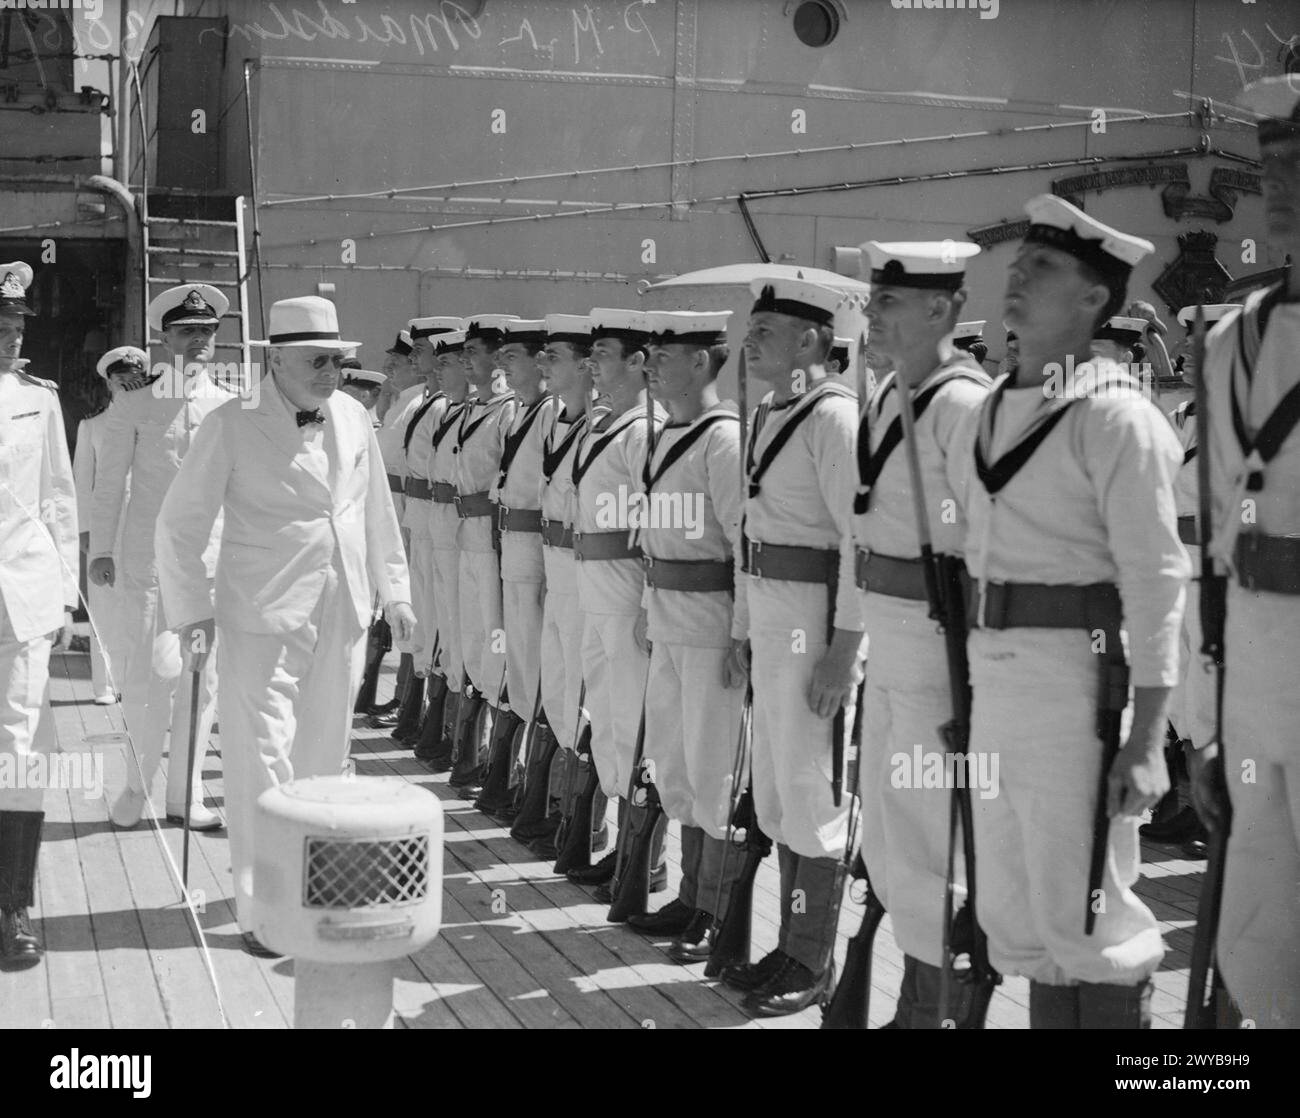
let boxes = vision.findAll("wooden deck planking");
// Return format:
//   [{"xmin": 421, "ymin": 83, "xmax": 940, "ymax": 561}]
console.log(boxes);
[{"xmin": 11, "ymin": 646, "xmax": 1204, "ymax": 1029}]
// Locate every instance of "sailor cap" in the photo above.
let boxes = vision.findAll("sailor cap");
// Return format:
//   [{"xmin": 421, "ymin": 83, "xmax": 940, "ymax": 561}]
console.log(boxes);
[
  {"xmin": 1022, "ymin": 194, "xmax": 1154, "ymax": 279},
  {"xmin": 1240, "ymin": 75, "xmax": 1300, "ymax": 146},
  {"xmin": 386, "ymin": 330, "xmax": 413, "ymax": 356},
  {"xmin": 1093, "ymin": 315, "xmax": 1147, "ymax": 346},
  {"xmin": 96, "ymin": 345, "xmax": 149, "ymax": 380},
  {"xmin": 434, "ymin": 330, "xmax": 467, "ymax": 354},
  {"xmin": 1176, "ymin": 304, "xmax": 1242, "ymax": 328},
  {"xmin": 748, "ymin": 276, "xmax": 842, "ymax": 326},
  {"xmin": 544, "ymin": 314, "xmax": 592, "ymax": 343},
  {"xmin": 341, "ymin": 366, "xmax": 388, "ymax": 387},
  {"xmin": 0, "ymin": 262, "xmax": 35, "ymax": 316},
  {"xmin": 148, "ymin": 283, "xmax": 228, "ymax": 331},
  {"xmin": 645, "ymin": 310, "xmax": 731, "ymax": 346},
  {"xmin": 501, "ymin": 319, "xmax": 548, "ymax": 346},
  {"xmin": 860, "ymin": 241, "xmax": 980, "ymax": 290},
  {"xmin": 409, "ymin": 316, "xmax": 465, "ymax": 340},
  {"xmin": 954, "ymin": 321, "xmax": 986, "ymax": 346},
  {"xmin": 465, "ymin": 314, "xmax": 521, "ymax": 342},
  {"xmin": 589, "ymin": 308, "xmax": 651, "ymax": 344}
]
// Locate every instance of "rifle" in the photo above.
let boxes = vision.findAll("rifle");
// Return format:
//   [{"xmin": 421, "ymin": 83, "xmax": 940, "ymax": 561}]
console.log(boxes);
[
  {"xmin": 895, "ymin": 358, "xmax": 1000, "ymax": 1024},
  {"xmin": 553, "ymin": 683, "xmax": 604, "ymax": 874},
  {"xmin": 354, "ymin": 606, "xmax": 392, "ymax": 714},
  {"xmin": 1184, "ymin": 302, "xmax": 1232, "ymax": 1029},
  {"xmin": 605, "ymin": 692, "xmax": 658, "ymax": 921},
  {"xmin": 702, "ymin": 696, "xmax": 772, "ymax": 979},
  {"xmin": 820, "ymin": 693, "xmax": 880, "ymax": 1029}
]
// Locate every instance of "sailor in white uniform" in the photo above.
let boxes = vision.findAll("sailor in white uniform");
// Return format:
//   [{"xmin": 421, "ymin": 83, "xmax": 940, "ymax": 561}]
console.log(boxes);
[
  {"xmin": 73, "ymin": 346, "xmax": 150, "ymax": 704},
  {"xmin": 89, "ymin": 284, "xmax": 235, "ymax": 832},
  {"xmin": 853, "ymin": 241, "xmax": 992, "ymax": 1027},
  {"xmin": 339, "ymin": 362, "xmax": 387, "ymax": 427},
  {"xmin": 946, "ymin": 195, "xmax": 1189, "ymax": 1028},
  {"xmin": 155, "ymin": 296, "xmax": 413, "ymax": 957},
  {"xmin": 722, "ymin": 276, "xmax": 865, "ymax": 1016},
  {"xmin": 0, "ymin": 262, "xmax": 78, "ymax": 967},
  {"xmin": 1194, "ymin": 77, "xmax": 1300, "ymax": 1029}
]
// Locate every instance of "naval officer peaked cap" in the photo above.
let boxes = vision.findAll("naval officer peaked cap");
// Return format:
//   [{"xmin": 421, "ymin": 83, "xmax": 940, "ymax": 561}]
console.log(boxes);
[
  {"xmin": 409, "ymin": 315, "xmax": 465, "ymax": 340},
  {"xmin": 954, "ymin": 321, "xmax": 986, "ymax": 346},
  {"xmin": 1239, "ymin": 74, "xmax": 1300, "ymax": 145},
  {"xmin": 589, "ymin": 308, "xmax": 651, "ymax": 344},
  {"xmin": 1176, "ymin": 304, "xmax": 1242, "ymax": 328},
  {"xmin": 1022, "ymin": 194, "xmax": 1154, "ymax": 280},
  {"xmin": 501, "ymin": 319, "xmax": 548, "ymax": 346},
  {"xmin": 545, "ymin": 314, "xmax": 592, "ymax": 343},
  {"xmin": 645, "ymin": 310, "xmax": 731, "ymax": 346},
  {"xmin": 748, "ymin": 275, "xmax": 842, "ymax": 326},
  {"xmin": 860, "ymin": 241, "xmax": 980, "ymax": 290},
  {"xmin": 148, "ymin": 283, "xmax": 228, "ymax": 331},
  {"xmin": 342, "ymin": 367, "xmax": 388, "ymax": 387},
  {"xmin": 434, "ymin": 329, "xmax": 467, "ymax": 354},
  {"xmin": 252, "ymin": 296, "xmax": 359, "ymax": 349},
  {"xmin": 1094, "ymin": 315, "xmax": 1148, "ymax": 346},
  {"xmin": 96, "ymin": 345, "xmax": 149, "ymax": 380},
  {"xmin": 465, "ymin": 314, "xmax": 520, "ymax": 342},
  {"xmin": 386, "ymin": 329, "xmax": 413, "ymax": 356},
  {"xmin": 0, "ymin": 262, "xmax": 35, "ymax": 316}
]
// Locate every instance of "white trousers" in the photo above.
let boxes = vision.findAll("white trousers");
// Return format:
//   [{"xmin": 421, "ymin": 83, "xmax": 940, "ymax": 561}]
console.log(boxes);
[
  {"xmin": 217, "ymin": 559, "xmax": 366, "ymax": 931},
  {"xmin": 1218, "ymin": 588, "xmax": 1300, "ymax": 1028},
  {"xmin": 968, "ymin": 627, "xmax": 1164, "ymax": 986},
  {"xmin": 118, "ymin": 577, "xmax": 214, "ymax": 809},
  {"xmin": 459, "ymin": 546, "xmax": 506, "ymax": 703},
  {"xmin": 87, "ymin": 577, "xmax": 122, "ymax": 699},
  {"xmin": 644, "ymin": 641, "xmax": 744, "ymax": 839},
  {"xmin": 747, "ymin": 580, "xmax": 855, "ymax": 861},
  {"xmin": 429, "ymin": 543, "xmax": 464, "ymax": 693},
  {"xmin": 502, "ymin": 577, "xmax": 543, "ymax": 718},
  {"xmin": 580, "ymin": 612, "xmax": 647, "ymax": 799},
  {"xmin": 859, "ymin": 596, "xmax": 971, "ymax": 968},
  {"xmin": 0, "ymin": 595, "xmax": 52, "ymax": 812},
  {"xmin": 406, "ymin": 519, "xmax": 437, "ymax": 672},
  {"xmin": 540, "ymin": 585, "xmax": 585, "ymax": 750}
]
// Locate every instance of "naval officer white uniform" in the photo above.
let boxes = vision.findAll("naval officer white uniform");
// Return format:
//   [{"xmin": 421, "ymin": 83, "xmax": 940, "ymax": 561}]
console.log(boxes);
[
  {"xmin": 0, "ymin": 262, "xmax": 78, "ymax": 967},
  {"xmin": 155, "ymin": 296, "xmax": 413, "ymax": 956},
  {"xmin": 89, "ymin": 284, "xmax": 233, "ymax": 832}
]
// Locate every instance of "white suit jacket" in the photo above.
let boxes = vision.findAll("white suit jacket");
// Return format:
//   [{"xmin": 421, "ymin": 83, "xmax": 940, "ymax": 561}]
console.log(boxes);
[
  {"xmin": 89, "ymin": 366, "xmax": 233, "ymax": 580},
  {"xmin": 0, "ymin": 369, "xmax": 78, "ymax": 642},
  {"xmin": 154, "ymin": 375, "xmax": 410, "ymax": 636}
]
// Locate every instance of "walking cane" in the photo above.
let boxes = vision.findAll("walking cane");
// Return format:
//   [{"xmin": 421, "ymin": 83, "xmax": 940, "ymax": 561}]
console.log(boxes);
[{"xmin": 181, "ymin": 666, "xmax": 202, "ymax": 893}]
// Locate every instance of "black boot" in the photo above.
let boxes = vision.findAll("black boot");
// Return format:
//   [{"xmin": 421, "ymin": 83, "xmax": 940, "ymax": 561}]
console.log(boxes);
[
  {"xmin": 426, "ymin": 687, "xmax": 461, "ymax": 773},
  {"xmin": 391, "ymin": 666, "xmax": 425, "ymax": 744},
  {"xmin": 475, "ymin": 709, "xmax": 524, "ymax": 816},
  {"xmin": 0, "ymin": 811, "xmax": 44, "ymax": 969},
  {"xmin": 414, "ymin": 673, "xmax": 450, "ymax": 763},
  {"xmin": 743, "ymin": 956, "xmax": 835, "ymax": 1018},
  {"xmin": 370, "ymin": 653, "xmax": 411, "ymax": 724},
  {"xmin": 1078, "ymin": 979, "xmax": 1153, "ymax": 1029},
  {"xmin": 1029, "ymin": 981, "xmax": 1081, "ymax": 1029},
  {"xmin": 552, "ymin": 734, "xmax": 601, "ymax": 875},
  {"xmin": 448, "ymin": 688, "xmax": 487, "ymax": 790},
  {"xmin": 721, "ymin": 949, "xmax": 789, "ymax": 992},
  {"xmin": 510, "ymin": 721, "xmax": 561, "ymax": 843}
]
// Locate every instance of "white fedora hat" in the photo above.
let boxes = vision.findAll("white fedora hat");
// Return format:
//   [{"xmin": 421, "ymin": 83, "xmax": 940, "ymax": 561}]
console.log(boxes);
[{"xmin": 253, "ymin": 296, "xmax": 359, "ymax": 350}]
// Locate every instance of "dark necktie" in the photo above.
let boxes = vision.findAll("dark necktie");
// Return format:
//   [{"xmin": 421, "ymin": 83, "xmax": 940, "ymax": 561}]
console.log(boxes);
[{"xmin": 296, "ymin": 408, "xmax": 325, "ymax": 427}]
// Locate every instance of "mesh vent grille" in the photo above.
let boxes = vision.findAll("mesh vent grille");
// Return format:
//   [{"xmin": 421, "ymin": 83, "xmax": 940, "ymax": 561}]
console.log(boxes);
[{"xmin": 303, "ymin": 833, "xmax": 429, "ymax": 909}]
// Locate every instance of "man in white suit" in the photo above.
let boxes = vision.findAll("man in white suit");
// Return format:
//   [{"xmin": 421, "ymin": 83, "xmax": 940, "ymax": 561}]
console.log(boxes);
[{"xmin": 155, "ymin": 296, "xmax": 414, "ymax": 957}]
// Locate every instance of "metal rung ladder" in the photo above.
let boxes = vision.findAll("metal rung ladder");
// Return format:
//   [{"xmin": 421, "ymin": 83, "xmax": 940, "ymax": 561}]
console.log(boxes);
[{"xmin": 141, "ymin": 201, "xmax": 255, "ymax": 392}]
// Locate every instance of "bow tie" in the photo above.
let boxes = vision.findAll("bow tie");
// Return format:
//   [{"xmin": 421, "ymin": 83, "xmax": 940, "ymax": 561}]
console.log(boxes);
[{"xmin": 296, "ymin": 408, "xmax": 325, "ymax": 427}]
